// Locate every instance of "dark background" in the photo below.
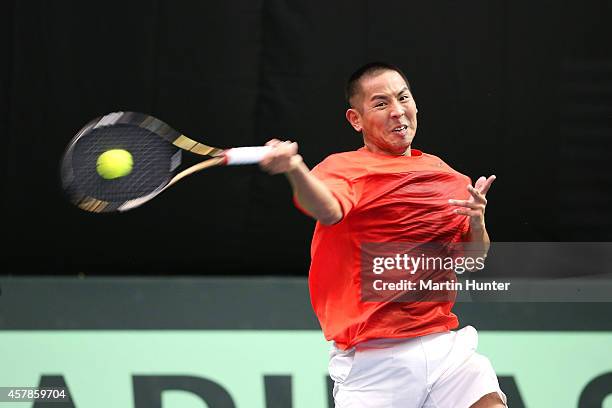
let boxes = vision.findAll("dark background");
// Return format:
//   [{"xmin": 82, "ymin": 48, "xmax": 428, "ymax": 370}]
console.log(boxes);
[{"xmin": 2, "ymin": 0, "xmax": 611, "ymax": 276}]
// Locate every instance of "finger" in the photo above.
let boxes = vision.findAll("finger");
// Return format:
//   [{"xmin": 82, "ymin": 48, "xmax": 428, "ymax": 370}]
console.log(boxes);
[
  {"xmin": 261, "ymin": 144, "xmax": 286, "ymax": 167},
  {"xmin": 280, "ymin": 140, "xmax": 294, "ymax": 152},
  {"xmin": 449, "ymin": 199, "xmax": 482, "ymax": 210},
  {"xmin": 270, "ymin": 162, "xmax": 293, "ymax": 175},
  {"xmin": 474, "ymin": 176, "xmax": 487, "ymax": 191},
  {"xmin": 260, "ymin": 141, "xmax": 298, "ymax": 174},
  {"xmin": 274, "ymin": 141, "xmax": 295, "ymax": 157},
  {"xmin": 290, "ymin": 141, "xmax": 298, "ymax": 154},
  {"xmin": 264, "ymin": 159, "xmax": 286, "ymax": 174},
  {"xmin": 282, "ymin": 141, "xmax": 300, "ymax": 155},
  {"xmin": 479, "ymin": 175, "xmax": 496, "ymax": 196},
  {"xmin": 259, "ymin": 146, "xmax": 279, "ymax": 165},
  {"xmin": 265, "ymin": 139, "xmax": 281, "ymax": 147},
  {"xmin": 453, "ymin": 208, "xmax": 480, "ymax": 217},
  {"xmin": 467, "ymin": 185, "xmax": 487, "ymax": 204},
  {"xmin": 259, "ymin": 157, "xmax": 273, "ymax": 170}
]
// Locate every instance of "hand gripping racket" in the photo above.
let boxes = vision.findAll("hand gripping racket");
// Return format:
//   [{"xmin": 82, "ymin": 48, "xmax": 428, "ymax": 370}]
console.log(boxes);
[{"xmin": 60, "ymin": 111, "xmax": 272, "ymax": 213}]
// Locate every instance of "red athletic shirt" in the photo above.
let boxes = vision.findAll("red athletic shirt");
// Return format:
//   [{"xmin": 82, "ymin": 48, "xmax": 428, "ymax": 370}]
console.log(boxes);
[{"xmin": 303, "ymin": 147, "xmax": 472, "ymax": 350}]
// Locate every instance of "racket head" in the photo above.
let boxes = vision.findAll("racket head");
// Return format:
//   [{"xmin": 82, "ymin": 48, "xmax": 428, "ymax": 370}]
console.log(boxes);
[{"xmin": 60, "ymin": 111, "xmax": 221, "ymax": 213}]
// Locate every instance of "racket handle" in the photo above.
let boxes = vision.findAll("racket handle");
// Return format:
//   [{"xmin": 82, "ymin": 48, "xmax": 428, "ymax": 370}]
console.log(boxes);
[{"xmin": 225, "ymin": 146, "xmax": 273, "ymax": 165}]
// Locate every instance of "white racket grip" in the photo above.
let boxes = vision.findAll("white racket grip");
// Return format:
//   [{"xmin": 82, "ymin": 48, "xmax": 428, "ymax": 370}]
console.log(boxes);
[{"xmin": 224, "ymin": 146, "xmax": 273, "ymax": 165}]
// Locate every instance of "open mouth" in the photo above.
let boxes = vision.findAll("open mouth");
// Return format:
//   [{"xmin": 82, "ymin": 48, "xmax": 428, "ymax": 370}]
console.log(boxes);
[{"xmin": 392, "ymin": 125, "xmax": 409, "ymax": 133}]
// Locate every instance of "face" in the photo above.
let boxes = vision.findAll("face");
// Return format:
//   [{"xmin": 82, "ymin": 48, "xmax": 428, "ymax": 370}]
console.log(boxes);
[{"xmin": 346, "ymin": 70, "xmax": 418, "ymax": 155}]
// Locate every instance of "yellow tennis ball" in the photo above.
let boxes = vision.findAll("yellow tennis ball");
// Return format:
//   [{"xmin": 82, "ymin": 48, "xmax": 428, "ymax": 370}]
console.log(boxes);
[{"xmin": 96, "ymin": 149, "xmax": 133, "ymax": 179}]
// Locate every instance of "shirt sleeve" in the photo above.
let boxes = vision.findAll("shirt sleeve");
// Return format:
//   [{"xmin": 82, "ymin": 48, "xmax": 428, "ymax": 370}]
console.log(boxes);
[{"xmin": 292, "ymin": 155, "xmax": 359, "ymax": 220}]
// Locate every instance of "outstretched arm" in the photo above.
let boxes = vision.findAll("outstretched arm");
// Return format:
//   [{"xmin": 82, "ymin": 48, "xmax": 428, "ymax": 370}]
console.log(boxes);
[{"xmin": 259, "ymin": 139, "xmax": 342, "ymax": 225}]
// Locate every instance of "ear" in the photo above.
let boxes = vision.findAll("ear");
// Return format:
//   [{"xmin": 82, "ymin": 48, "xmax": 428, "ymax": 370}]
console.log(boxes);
[{"xmin": 345, "ymin": 108, "xmax": 362, "ymax": 132}]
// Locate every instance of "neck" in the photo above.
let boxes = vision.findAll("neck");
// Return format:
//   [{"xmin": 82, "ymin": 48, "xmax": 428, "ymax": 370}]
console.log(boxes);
[{"xmin": 364, "ymin": 141, "xmax": 411, "ymax": 156}]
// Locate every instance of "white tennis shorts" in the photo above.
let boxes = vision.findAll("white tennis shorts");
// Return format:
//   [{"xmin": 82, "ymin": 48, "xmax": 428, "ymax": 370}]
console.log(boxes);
[{"xmin": 328, "ymin": 326, "xmax": 507, "ymax": 408}]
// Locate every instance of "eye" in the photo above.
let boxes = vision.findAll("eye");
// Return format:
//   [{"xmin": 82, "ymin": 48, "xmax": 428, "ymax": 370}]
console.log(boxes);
[
  {"xmin": 375, "ymin": 102, "xmax": 387, "ymax": 108},
  {"xmin": 399, "ymin": 95, "xmax": 410, "ymax": 102}
]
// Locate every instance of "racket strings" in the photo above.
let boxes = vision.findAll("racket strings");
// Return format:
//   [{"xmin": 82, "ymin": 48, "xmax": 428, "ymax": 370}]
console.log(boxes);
[{"xmin": 69, "ymin": 125, "xmax": 178, "ymax": 203}]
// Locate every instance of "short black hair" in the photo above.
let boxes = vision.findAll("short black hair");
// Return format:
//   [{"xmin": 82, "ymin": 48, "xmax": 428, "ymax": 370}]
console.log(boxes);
[{"xmin": 345, "ymin": 62, "xmax": 411, "ymax": 107}]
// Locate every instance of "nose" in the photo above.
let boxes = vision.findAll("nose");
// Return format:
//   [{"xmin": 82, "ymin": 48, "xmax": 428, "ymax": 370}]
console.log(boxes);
[{"xmin": 390, "ymin": 100, "xmax": 406, "ymax": 118}]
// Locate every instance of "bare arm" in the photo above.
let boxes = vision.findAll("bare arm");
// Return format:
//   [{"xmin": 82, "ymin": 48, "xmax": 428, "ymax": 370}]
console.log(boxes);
[{"xmin": 259, "ymin": 140, "xmax": 342, "ymax": 225}]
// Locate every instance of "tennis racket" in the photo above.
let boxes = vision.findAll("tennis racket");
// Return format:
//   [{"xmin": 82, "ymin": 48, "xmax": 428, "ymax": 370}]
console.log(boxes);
[{"xmin": 60, "ymin": 111, "xmax": 272, "ymax": 213}]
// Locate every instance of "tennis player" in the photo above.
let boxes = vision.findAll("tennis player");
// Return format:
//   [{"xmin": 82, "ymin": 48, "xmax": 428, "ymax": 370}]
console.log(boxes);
[{"xmin": 260, "ymin": 62, "xmax": 507, "ymax": 408}]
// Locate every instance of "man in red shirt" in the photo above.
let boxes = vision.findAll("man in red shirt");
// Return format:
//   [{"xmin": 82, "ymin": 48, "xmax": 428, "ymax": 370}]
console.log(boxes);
[{"xmin": 260, "ymin": 62, "xmax": 506, "ymax": 408}]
